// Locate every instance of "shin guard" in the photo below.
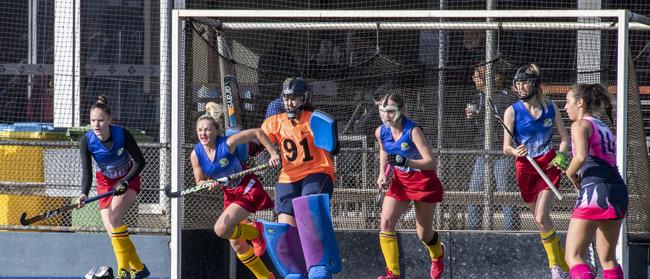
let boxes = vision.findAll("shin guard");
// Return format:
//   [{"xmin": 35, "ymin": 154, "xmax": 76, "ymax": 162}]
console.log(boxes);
[
  {"xmin": 293, "ymin": 194, "xmax": 342, "ymax": 278},
  {"xmin": 260, "ymin": 220, "xmax": 307, "ymax": 278}
]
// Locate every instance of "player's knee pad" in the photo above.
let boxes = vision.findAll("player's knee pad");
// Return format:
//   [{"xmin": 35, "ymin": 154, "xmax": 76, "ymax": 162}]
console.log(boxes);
[
  {"xmin": 259, "ymin": 220, "xmax": 307, "ymax": 278},
  {"xmin": 292, "ymin": 194, "xmax": 342, "ymax": 274}
]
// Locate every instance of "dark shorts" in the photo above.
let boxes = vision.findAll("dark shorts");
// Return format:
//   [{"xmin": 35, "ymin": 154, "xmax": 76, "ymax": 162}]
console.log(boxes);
[
  {"xmin": 572, "ymin": 181, "xmax": 628, "ymax": 220},
  {"xmin": 274, "ymin": 173, "xmax": 334, "ymax": 216}
]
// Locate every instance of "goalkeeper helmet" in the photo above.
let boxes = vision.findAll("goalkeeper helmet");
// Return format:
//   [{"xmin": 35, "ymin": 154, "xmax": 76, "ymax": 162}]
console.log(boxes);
[
  {"xmin": 281, "ymin": 77, "xmax": 311, "ymax": 120},
  {"xmin": 513, "ymin": 64, "xmax": 541, "ymax": 101}
]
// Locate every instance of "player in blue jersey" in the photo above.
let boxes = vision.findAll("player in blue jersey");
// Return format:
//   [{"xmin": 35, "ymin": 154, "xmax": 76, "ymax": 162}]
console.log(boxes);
[
  {"xmin": 502, "ymin": 64, "xmax": 571, "ymax": 278},
  {"xmin": 191, "ymin": 102, "xmax": 280, "ymax": 279},
  {"xmin": 563, "ymin": 84, "xmax": 628, "ymax": 279},
  {"xmin": 375, "ymin": 92, "xmax": 445, "ymax": 279},
  {"xmin": 76, "ymin": 95, "xmax": 149, "ymax": 279}
]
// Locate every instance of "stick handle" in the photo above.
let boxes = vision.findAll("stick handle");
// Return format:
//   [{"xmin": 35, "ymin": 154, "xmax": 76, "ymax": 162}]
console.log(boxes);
[
  {"xmin": 227, "ymin": 163, "xmax": 270, "ymax": 181},
  {"xmin": 526, "ymin": 156, "xmax": 563, "ymax": 200},
  {"xmin": 170, "ymin": 163, "xmax": 273, "ymax": 198}
]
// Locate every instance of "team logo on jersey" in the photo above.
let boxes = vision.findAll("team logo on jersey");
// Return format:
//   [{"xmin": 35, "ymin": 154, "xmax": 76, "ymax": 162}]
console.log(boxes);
[
  {"xmin": 543, "ymin": 118, "xmax": 552, "ymax": 127},
  {"xmin": 219, "ymin": 158, "xmax": 229, "ymax": 167},
  {"xmin": 116, "ymin": 147, "xmax": 124, "ymax": 156},
  {"xmin": 400, "ymin": 142, "xmax": 409, "ymax": 151}
]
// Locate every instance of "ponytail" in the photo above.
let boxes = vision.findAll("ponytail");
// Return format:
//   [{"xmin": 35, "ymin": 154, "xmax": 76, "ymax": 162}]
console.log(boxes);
[
  {"xmin": 570, "ymin": 83, "xmax": 613, "ymax": 123},
  {"xmin": 90, "ymin": 95, "xmax": 111, "ymax": 115},
  {"xmin": 197, "ymin": 102, "xmax": 225, "ymax": 136}
]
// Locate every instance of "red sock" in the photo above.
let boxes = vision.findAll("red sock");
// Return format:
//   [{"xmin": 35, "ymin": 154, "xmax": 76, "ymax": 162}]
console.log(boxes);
[
  {"xmin": 569, "ymin": 263, "xmax": 594, "ymax": 279},
  {"xmin": 603, "ymin": 265, "xmax": 624, "ymax": 279}
]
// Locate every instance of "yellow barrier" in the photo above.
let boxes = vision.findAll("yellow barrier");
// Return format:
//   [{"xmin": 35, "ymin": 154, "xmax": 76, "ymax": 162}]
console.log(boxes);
[
  {"xmin": 0, "ymin": 146, "xmax": 44, "ymax": 182},
  {"xmin": 0, "ymin": 194, "xmax": 68, "ymax": 226}
]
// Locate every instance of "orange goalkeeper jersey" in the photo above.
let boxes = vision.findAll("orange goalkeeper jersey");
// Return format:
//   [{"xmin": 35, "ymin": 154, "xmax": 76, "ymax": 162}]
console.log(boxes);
[{"xmin": 261, "ymin": 110, "xmax": 335, "ymax": 183}]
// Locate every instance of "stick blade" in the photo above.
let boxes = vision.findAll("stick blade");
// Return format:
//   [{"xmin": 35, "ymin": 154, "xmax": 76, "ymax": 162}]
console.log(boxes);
[
  {"xmin": 164, "ymin": 185, "xmax": 181, "ymax": 198},
  {"xmin": 19, "ymin": 212, "xmax": 30, "ymax": 226}
]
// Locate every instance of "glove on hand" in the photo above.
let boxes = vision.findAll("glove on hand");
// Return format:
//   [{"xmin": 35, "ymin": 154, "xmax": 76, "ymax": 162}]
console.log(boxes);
[
  {"xmin": 114, "ymin": 180, "xmax": 128, "ymax": 196},
  {"xmin": 549, "ymin": 152, "xmax": 569, "ymax": 171},
  {"xmin": 387, "ymin": 154, "xmax": 410, "ymax": 168}
]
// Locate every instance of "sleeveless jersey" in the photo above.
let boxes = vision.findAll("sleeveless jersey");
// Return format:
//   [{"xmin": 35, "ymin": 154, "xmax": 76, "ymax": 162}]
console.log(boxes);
[
  {"xmin": 513, "ymin": 100, "xmax": 555, "ymax": 157},
  {"xmin": 261, "ymin": 110, "xmax": 335, "ymax": 183},
  {"xmin": 380, "ymin": 117, "xmax": 423, "ymax": 172},
  {"xmin": 574, "ymin": 116, "xmax": 623, "ymax": 184},
  {"xmin": 194, "ymin": 135, "xmax": 244, "ymax": 187},
  {"xmin": 85, "ymin": 125, "xmax": 131, "ymax": 179}
]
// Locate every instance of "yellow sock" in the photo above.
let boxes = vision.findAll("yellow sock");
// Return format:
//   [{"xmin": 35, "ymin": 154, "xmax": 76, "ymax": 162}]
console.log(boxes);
[
  {"xmin": 379, "ymin": 231, "xmax": 400, "ymax": 275},
  {"xmin": 423, "ymin": 233, "xmax": 443, "ymax": 260},
  {"xmin": 228, "ymin": 223, "xmax": 260, "ymax": 240},
  {"xmin": 125, "ymin": 237, "xmax": 145, "ymax": 271},
  {"xmin": 541, "ymin": 230, "xmax": 569, "ymax": 271},
  {"xmin": 237, "ymin": 247, "xmax": 272, "ymax": 279},
  {"xmin": 111, "ymin": 225, "xmax": 131, "ymax": 271}
]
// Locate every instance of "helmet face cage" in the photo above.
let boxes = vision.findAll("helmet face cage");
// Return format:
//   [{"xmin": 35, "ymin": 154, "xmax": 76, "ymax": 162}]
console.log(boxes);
[
  {"xmin": 379, "ymin": 93, "xmax": 402, "ymax": 126},
  {"xmin": 512, "ymin": 65, "xmax": 541, "ymax": 100}
]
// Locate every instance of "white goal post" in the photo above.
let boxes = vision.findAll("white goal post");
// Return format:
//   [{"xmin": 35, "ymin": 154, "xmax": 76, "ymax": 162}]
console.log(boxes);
[{"xmin": 170, "ymin": 9, "xmax": 650, "ymax": 279}]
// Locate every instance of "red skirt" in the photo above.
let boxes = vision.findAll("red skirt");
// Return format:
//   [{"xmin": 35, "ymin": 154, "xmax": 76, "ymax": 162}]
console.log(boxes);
[
  {"xmin": 96, "ymin": 171, "xmax": 141, "ymax": 209},
  {"xmin": 515, "ymin": 149, "xmax": 561, "ymax": 203},
  {"xmin": 386, "ymin": 168, "xmax": 443, "ymax": 203},
  {"xmin": 222, "ymin": 173, "xmax": 274, "ymax": 213}
]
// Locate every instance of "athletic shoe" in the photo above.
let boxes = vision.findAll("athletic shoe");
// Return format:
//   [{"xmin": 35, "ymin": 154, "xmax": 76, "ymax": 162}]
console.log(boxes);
[
  {"xmin": 430, "ymin": 242, "xmax": 445, "ymax": 279},
  {"xmin": 551, "ymin": 265, "xmax": 569, "ymax": 279},
  {"xmin": 116, "ymin": 268, "xmax": 131, "ymax": 279},
  {"xmin": 131, "ymin": 264, "xmax": 150, "ymax": 279},
  {"xmin": 377, "ymin": 268, "xmax": 400, "ymax": 279},
  {"xmin": 251, "ymin": 221, "xmax": 266, "ymax": 256}
]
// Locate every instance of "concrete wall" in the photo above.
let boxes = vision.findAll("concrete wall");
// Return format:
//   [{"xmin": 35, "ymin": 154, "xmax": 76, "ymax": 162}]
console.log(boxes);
[
  {"xmin": 2, "ymin": 230, "xmax": 648, "ymax": 278},
  {"xmin": 0, "ymin": 231, "xmax": 170, "ymax": 278}
]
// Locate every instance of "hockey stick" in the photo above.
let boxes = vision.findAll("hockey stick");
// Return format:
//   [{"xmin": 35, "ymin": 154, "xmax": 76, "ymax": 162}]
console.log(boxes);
[
  {"xmin": 224, "ymin": 74, "xmax": 240, "ymax": 130},
  {"xmin": 587, "ymin": 238, "xmax": 599, "ymax": 275},
  {"xmin": 375, "ymin": 164, "xmax": 393, "ymax": 207},
  {"xmin": 19, "ymin": 190, "xmax": 116, "ymax": 226},
  {"xmin": 487, "ymin": 98, "xmax": 563, "ymax": 200},
  {"xmin": 164, "ymin": 163, "xmax": 272, "ymax": 198}
]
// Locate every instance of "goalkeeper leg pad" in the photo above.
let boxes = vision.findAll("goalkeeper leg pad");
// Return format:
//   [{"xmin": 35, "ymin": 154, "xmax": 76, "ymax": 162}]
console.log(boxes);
[
  {"xmin": 293, "ymin": 194, "xmax": 342, "ymax": 276},
  {"xmin": 260, "ymin": 220, "xmax": 307, "ymax": 278}
]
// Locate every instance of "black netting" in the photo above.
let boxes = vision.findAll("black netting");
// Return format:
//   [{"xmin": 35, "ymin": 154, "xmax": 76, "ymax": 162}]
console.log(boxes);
[{"xmin": 178, "ymin": 15, "xmax": 649, "ymax": 237}]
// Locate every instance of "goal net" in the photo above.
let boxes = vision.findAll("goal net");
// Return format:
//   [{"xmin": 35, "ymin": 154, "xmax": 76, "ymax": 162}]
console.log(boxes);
[{"xmin": 171, "ymin": 10, "xmax": 650, "ymax": 241}]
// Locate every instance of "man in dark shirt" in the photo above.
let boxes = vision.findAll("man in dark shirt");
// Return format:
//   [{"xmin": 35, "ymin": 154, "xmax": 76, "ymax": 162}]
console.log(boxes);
[{"xmin": 465, "ymin": 61, "xmax": 520, "ymax": 230}]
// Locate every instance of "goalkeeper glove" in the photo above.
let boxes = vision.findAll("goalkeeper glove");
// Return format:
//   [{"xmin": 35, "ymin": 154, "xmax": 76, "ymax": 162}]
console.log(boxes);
[
  {"xmin": 549, "ymin": 151, "xmax": 569, "ymax": 171},
  {"xmin": 387, "ymin": 154, "xmax": 410, "ymax": 168}
]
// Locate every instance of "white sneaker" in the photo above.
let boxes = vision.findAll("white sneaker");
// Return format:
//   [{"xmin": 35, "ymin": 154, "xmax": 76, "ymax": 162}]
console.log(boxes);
[{"xmin": 551, "ymin": 265, "xmax": 569, "ymax": 279}]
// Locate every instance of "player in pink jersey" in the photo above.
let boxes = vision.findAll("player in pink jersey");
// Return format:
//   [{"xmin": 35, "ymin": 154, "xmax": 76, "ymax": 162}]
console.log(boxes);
[{"xmin": 563, "ymin": 83, "xmax": 628, "ymax": 279}]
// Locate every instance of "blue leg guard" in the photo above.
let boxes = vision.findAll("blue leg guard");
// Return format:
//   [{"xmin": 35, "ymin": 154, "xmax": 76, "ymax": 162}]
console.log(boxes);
[
  {"xmin": 292, "ymin": 194, "xmax": 342, "ymax": 278},
  {"xmin": 259, "ymin": 220, "xmax": 307, "ymax": 278}
]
